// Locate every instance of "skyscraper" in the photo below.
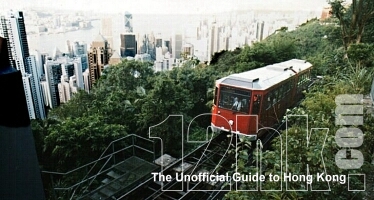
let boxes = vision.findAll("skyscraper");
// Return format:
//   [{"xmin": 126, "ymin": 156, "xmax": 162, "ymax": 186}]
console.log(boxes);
[
  {"xmin": 27, "ymin": 56, "xmax": 46, "ymax": 119},
  {"xmin": 66, "ymin": 40, "xmax": 73, "ymax": 56},
  {"xmin": 73, "ymin": 56, "xmax": 84, "ymax": 89},
  {"xmin": 57, "ymin": 75, "xmax": 71, "ymax": 104},
  {"xmin": 256, "ymin": 21, "xmax": 265, "ymax": 41},
  {"xmin": 120, "ymin": 33, "xmax": 136, "ymax": 57},
  {"xmin": 155, "ymin": 34, "xmax": 162, "ymax": 48},
  {"xmin": 72, "ymin": 41, "xmax": 87, "ymax": 56},
  {"xmin": 72, "ymin": 41, "xmax": 88, "ymax": 71},
  {"xmin": 124, "ymin": 11, "xmax": 133, "ymax": 33},
  {"xmin": 171, "ymin": 32, "xmax": 182, "ymax": 59},
  {"xmin": 32, "ymin": 50, "xmax": 44, "ymax": 78},
  {"xmin": 44, "ymin": 60, "xmax": 62, "ymax": 108},
  {"xmin": 88, "ymin": 34, "xmax": 111, "ymax": 88},
  {"xmin": 62, "ymin": 63, "xmax": 74, "ymax": 78},
  {"xmin": 101, "ymin": 18, "xmax": 113, "ymax": 48},
  {"xmin": 164, "ymin": 40, "xmax": 170, "ymax": 52},
  {"xmin": 82, "ymin": 69, "xmax": 90, "ymax": 93},
  {"xmin": 0, "ymin": 10, "xmax": 45, "ymax": 119},
  {"xmin": 208, "ymin": 22, "xmax": 219, "ymax": 61}
]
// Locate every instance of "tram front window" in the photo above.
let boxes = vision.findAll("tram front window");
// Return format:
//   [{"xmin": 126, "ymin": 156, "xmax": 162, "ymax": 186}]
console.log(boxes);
[{"xmin": 218, "ymin": 86, "xmax": 251, "ymax": 113}]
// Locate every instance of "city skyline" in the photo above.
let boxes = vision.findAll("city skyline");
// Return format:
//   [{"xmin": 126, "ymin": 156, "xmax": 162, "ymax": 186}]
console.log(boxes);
[
  {"xmin": 3, "ymin": 0, "xmax": 333, "ymax": 14},
  {"xmin": 0, "ymin": 1, "xmax": 334, "ymax": 113}
]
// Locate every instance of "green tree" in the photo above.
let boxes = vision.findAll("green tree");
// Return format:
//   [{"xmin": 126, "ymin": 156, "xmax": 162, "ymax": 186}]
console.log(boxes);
[
  {"xmin": 329, "ymin": 0, "xmax": 374, "ymax": 50},
  {"xmin": 347, "ymin": 43, "xmax": 374, "ymax": 66},
  {"xmin": 43, "ymin": 115, "xmax": 127, "ymax": 171}
]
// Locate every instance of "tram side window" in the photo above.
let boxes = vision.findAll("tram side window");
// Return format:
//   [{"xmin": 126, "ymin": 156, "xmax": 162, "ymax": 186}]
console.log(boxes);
[
  {"xmin": 298, "ymin": 73, "xmax": 309, "ymax": 87},
  {"xmin": 275, "ymin": 87, "xmax": 281, "ymax": 103},
  {"xmin": 265, "ymin": 93, "xmax": 271, "ymax": 110},
  {"xmin": 290, "ymin": 79, "xmax": 295, "ymax": 90},
  {"xmin": 218, "ymin": 86, "xmax": 251, "ymax": 113},
  {"xmin": 284, "ymin": 83, "xmax": 288, "ymax": 96},
  {"xmin": 281, "ymin": 84, "xmax": 286, "ymax": 98},
  {"xmin": 272, "ymin": 90, "xmax": 277, "ymax": 105}
]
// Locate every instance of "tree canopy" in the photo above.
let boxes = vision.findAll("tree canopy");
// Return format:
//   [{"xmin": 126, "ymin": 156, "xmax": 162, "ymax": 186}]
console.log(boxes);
[{"xmin": 329, "ymin": 0, "xmax": 374, "ymax": 50}]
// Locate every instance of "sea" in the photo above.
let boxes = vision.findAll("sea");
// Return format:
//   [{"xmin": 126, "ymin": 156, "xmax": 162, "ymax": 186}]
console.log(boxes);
[{"xmin": 26, "ymin": 14, "xmax": 206, "ymax": 55}]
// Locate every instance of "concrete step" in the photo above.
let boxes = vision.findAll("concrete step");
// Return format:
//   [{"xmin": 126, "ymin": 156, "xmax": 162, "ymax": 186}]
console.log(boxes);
[
  {"xmin": 114, "ymin": 163, "xmax": 127, "ymax": 173},
  {"xmin": 89, "ymin": 192, "xmax": 105, "ymax": 200},
  {"xmin": 109, "ymin": 182, "xmax": 122, "ymax": 191},
  {"xmin": 99, "ymin": 187, "xmax": 115, "ymax": 198},
  {"xmin": 107, "ymin": 170, "xmax": 121, "ymax": 179},
  {"xmin": 101, "ymin": 177, "xmax": 112, "ymax": 185}
]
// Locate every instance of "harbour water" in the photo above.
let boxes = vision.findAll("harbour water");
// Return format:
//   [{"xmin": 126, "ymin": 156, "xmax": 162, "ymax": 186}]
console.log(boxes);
[
  {"xmin": 27, "ymin": 20, "xmax": 102, "ymax": 55},
  {"xmin": 26, "ymin": 14, "xmax": 205, "ymax": 55}
]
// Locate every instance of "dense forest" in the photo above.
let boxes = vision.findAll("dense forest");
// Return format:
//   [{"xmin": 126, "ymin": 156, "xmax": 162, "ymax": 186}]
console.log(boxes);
[{"xmin": 32, "ymin": 0, "xmax": 374, "ymax": 199}]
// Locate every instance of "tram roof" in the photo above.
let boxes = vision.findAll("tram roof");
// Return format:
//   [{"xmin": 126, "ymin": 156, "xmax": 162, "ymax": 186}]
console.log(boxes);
[{"xmin": 217, "ymin": 59, "xmax": 312, "ymax": 90}]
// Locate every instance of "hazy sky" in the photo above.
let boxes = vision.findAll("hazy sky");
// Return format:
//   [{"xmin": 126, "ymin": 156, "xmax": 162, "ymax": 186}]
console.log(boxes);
[{"xmin": 3, "ymin": 0, "xmax": 331, "ymax": 14}]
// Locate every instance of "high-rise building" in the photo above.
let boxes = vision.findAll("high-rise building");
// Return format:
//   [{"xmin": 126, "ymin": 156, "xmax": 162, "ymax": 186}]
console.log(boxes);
[
  {"xmin": 155, "ymin": 47, "xmax": 163, "ymax": 62},
  {"xmin": 72, "ymin": 41, "xmax": 88, "ymax": 71},
  {"xmin": 82, "ymin": 68, "xmax": 90, "ymax": 93},
  {"xmin": 66, "ymin": 40, "xmax": 73, "ymax": 56},
  {"xmin": 69, "ymin": 76, "xmax": 78, "ymax": 94},
  {"xmin": 109, "ymin": 51, "xmax": 122, "ymax": 65},
  {"xmin": 40, "ymin": 53, "xmax": 49, "ymax": 72},
  {"xmin": 163, "ymin": 52, "xmax": 174, "ymax": 70},
  {"xmin": 171, "ymin": 32, "xmax": 182, "ymax": 59},
  {"xmin": 208, "ymin": 23, "xmax": 218, "ymax": 62},
  {"xmin": 32, "ymin": 50, "xmax": 44, "ymax": 78},
  {"xmin": 256, "ymin": 21, "xmax": 265, "ymax": 41},
  {"xmin": 26, "ymin": 56, "xmax": 46, "ymax": 119},
  {"xmin": 88, "ymin": 34, "xmax": 111, "ymax": 88},
  {"xmin": 58, "ymin": 75, "xmax": 71, "ymax": 104},
  {"xmin": 44, "ymin": 60, "xmax": 62, "ymax": 108},
  {"xmin": 134, "ymin": 53, "xmax": 151, "ymax": 62},
  {"xmin": 321, "ymin": 7, "xmax": 332, "ymax": 20},
  {"xmin": 72, "ymin": 41, "xmax": 87, "ymax": 56},
  {"xmin": 137, "ymin": 35, "xmax": 149, "ymax": 54},
  {"xmin": 101, "ymin": 18, "xmax": 113, "ymax": 48},
  {"xmin": 52, "ymin": 46, "xmax": 63, "ymax": 60},
  {"xmin": 40, "ymin": 81, "xmax": 50, "ymax": 107},
  {"xmin": 164, "ymin": 40, "xmax": 170, "ymax": 52},
  {"xmin": 182, "ymin": 43, "xmax": 194, "ymax": 57},
  {"xmin": 219, "ymin": 35, "xmax": 228, "ymax": 52},
  {"xmin": 120, "ymin": 33, "xmax": 136, "ymax": 57},
  {"xmin": 155, "ymin": 35, "xmax": 162, "ymax": 48},
  {"xmin": 73, "ymin": 56, "xmax": 84, "ymax": 89},
  {"xmin": 0, "ymin": 10, "xmax": 45, "ymax": 119},
  {"xmin": 62, "ymin": 62, "xmax": 74, "ymax": 78},
  {"xmin": 148, "ymin": 32, "xmax": 156, "ymax": 60},
  {"xmin": 124, "ymin": 11, "xmax": 133, "ymax": 33},
  {"xmin": 153, "ymin": 52, "xmax": 174, "ymax": 72}
]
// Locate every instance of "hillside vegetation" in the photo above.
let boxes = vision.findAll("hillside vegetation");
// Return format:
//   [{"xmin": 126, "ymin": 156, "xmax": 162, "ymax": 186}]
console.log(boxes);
[{"xmin": 32, "ymin": 1, "xmax": 374, "ymax": 198}]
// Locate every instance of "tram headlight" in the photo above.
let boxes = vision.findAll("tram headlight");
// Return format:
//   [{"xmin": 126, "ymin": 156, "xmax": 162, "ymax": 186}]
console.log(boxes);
[{"xmin": 229, "ymin": 120, "xmax": 234, "ymax": 126}]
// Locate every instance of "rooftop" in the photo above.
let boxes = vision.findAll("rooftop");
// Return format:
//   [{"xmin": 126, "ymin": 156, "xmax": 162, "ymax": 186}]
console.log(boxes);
[{"xmin": 217, "ymin": 59, "xmax": 312, "ymax": 90}]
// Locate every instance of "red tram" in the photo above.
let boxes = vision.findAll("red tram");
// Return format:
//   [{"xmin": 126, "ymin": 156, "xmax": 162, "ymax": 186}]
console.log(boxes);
[{"xmin": 211, "ymin": 59, "xmax": 313, "ymax": 140}]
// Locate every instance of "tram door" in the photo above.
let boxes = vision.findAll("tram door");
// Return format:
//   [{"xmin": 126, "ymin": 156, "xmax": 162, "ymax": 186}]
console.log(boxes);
[
  {"xmin": 249, "ymin": 94, "xmax": 262, "ymax": 134},
  {"xmin": 252, "ymin": 94, "xmax": 262, "ymax": 115}
]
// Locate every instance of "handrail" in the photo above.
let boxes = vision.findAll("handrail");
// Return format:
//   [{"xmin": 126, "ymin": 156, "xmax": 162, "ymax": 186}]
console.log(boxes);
[
  {"xmin": 49, "ymin": 147, "xmax": 131, "ymax": 190},
  {"xmin": 42, "ymin": 134, "xmax": 158, "ymax": 199},
  {"xmin": 70, "ymin": 133, "xmax": 153, "ymax": 198},
  {"xmin": 42, "ymin": 134, "xmax": 153, "ymax": 175},
  {"xmin": 53, "ymin": 162, "xmax": 117, "ymax": 190},
  {"xmin": 84, "ymin": 154, "xmax": 113, "ymax": 192},
  {"xmin": 42, "ymin": 145, "xmax": 133, "ymax": 175}
]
